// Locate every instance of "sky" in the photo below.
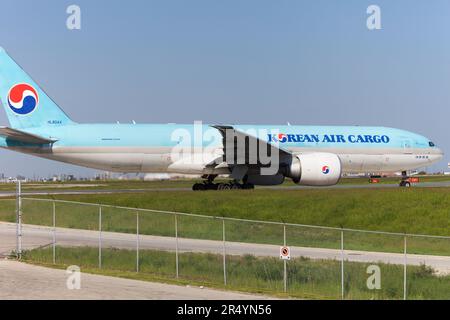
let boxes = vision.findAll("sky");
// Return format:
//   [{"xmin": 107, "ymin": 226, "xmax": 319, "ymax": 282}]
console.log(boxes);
[{"xmin": 0, "ymin": 0, "xmax": 449, "ymax": 177}]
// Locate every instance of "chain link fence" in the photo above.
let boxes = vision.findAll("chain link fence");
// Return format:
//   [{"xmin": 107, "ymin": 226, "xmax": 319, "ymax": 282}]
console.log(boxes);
[{"xmin": 2, "ymin": 195, "xmax": 450, "ymax": 299}]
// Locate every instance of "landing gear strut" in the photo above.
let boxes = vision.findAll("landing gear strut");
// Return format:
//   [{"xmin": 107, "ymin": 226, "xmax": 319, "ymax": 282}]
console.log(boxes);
[{"xmin": 192, "ymin": 175, "xmax": 254, "ymax": 191}]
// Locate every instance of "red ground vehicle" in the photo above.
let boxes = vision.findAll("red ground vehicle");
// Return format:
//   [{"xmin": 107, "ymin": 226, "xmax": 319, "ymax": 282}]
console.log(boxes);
[
  {"xmin": 369, "ymin": 175, "xmax": 419, "ymax": 187},
  {"xmin": 399, "ymin": 176, "xmax": 419, "ymax": 187}
]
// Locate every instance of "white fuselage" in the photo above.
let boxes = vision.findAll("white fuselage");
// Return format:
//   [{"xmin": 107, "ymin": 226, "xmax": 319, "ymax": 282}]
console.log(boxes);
[{"xmin": 27, "ymin": 145, "xmax": 442, "ymax": 175}]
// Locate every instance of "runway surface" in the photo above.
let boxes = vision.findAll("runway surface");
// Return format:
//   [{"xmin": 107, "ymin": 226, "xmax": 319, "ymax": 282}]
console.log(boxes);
[
  {"xmin": 1, "ymin": 222, "xmax": 449, "ymax": 275},
  {"xmin": 0, "ymin": 260, "xmax": 270, "ymax": 300},
  {"xmin": 0, "ymin": 180, "xmax": 449, "ymax": 197}
]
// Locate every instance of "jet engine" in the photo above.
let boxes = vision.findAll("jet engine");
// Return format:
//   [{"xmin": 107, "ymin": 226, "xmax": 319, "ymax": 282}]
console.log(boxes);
[{"xmin": 286, "ymin": 152, "xmax": 342, "ymax": 186}]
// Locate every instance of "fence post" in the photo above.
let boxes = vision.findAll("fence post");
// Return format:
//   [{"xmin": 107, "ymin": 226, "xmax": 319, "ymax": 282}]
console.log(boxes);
[
  {"xmin": 16, "ymin": 181, "xmax": 22, "ymax": 260},
  {"xmin": 341, "ymin": 229, "xmax": 344, "ymax": 300},
  {"xmin": 175, "ymin": 214, "xmax": 179, "ymax": 279},
  {"xmin": 52, "ymin": 201, "xmax": 56, "ymax": 264},
  {"xmin": 136, "ymin": 211, "xmax": 140, "ymax": 273},
  {"xmin": 404, "ymin": 235, "xmax": 407, "ymax": 300},
  {"xmin": 283, "ymin": 224, "xmax": 287, "ymax": 293},
  {"xmin": 98, "ymin": 205, "xmax": 102, "ymax": 269},
  {"xmin": 222, "ymin": 218, "xmax": 227, "ymax": 286}
]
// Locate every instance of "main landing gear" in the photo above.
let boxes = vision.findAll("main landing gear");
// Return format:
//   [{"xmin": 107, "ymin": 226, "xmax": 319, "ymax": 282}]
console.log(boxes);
[{"xmin": 192, "ymin": 175, "xmax": 255, "ymax": 191}]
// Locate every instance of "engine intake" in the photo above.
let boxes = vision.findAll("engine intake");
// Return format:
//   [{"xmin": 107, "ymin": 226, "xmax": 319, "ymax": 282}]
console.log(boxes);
[{"xmin": 287, "ymin": 153, "xmax": 342, "ymax": 186}]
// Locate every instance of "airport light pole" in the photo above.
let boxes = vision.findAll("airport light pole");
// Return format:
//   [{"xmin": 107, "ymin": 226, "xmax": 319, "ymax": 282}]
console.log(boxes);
[
  {"xmin": 175, "ymin": 214, "xmax": 179, "ymax": 279},
  {"xmin": 404, "ymin": 235, "xmax": 407, "ymax": 300},
  {"xmin": 16, "ymin": 181, "xmax": 22, "ymax": 260},
  {"xmin": 98, "ymin": 205, "xmax": 102, "ymax": 269},
  {"xmin": 222, "ymin": 218, "xmax": 227, "ymax": 286},
  {"xmin": 52, "ymin": 201, "xmax": 56, "ymax": 264},
  {"xmin": 341, "ymin": 229, "xmax": 344, "ymax": 300},
  {"xmin": 283, "ymin": 224, "xmax": 287, "ymax": 293},
  {"xmin": 136, "ymin": 211, "xmax": 140, "ymax": 273}
]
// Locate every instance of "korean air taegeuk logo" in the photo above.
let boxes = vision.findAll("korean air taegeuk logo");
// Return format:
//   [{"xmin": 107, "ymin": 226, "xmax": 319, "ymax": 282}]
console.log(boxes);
[{"xmin": 7, "ymin": 83, "xmax": 39, "ymax": 115}]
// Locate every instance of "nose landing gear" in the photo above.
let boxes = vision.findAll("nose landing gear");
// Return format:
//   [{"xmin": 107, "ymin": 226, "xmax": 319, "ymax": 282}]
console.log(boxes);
[
  {"xmin": 399, "ymin": 171, "xmax": 415, "ymax": 187},
  {"xmin": 399, "ymin": 180, "xmax": 411, "ymax": 187}
]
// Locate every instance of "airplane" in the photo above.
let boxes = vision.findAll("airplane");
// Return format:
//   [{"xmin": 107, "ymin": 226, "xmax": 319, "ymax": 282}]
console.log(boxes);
[{"xmin": 0, "ymin": 47, "xmax": 444, "ymax": 190}]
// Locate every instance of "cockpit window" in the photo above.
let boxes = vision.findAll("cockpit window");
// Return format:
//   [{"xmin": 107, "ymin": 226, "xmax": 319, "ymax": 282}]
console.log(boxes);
[{"xmin": 429, "ymin": 141, "xmax": 435, "ymax": 147}]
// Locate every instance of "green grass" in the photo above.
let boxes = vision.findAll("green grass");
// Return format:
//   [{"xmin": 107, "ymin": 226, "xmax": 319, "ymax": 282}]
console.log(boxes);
[
  {"xmin": 22, "ymin": 246, "xmax": 450, "ymax": 300},
  {"xmin": 1, "ymin": 187, "xmax": 450, "ymax": 255},
  {"xmin": 0, "ymin": 179, "xmax": 196, "ymax": 191},
  {"xmin": 0, "ymin": 174, "xmax": 449, "ymax": 192},
  {"xmin": 14, "ymin": 187, "xmax": 450, "ymax": 236}
]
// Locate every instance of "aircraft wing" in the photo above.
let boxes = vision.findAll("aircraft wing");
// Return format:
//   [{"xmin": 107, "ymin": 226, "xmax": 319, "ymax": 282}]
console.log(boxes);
[
  {"xmin": 0, "ymin": 126, "xmax": 56, "ymax": 144},
  {"xmin": 210, "ymin": 125, "xmax": 292, "ymax": 171}
]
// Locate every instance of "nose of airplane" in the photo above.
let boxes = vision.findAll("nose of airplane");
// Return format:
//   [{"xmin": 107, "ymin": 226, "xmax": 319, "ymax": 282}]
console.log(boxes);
[
  {"xmin": 437, "ymin": 148, "xmax": 444, "ymax": 160},
  {"xmin": 431, "ymin": 148, "xmax": 445, "ymax": 163}
]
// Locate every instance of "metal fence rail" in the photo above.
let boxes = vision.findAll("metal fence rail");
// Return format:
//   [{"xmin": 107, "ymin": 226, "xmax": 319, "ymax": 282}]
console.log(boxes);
[{"xmin": 10, "ymin": 195, "xmax": 450, "ymax": 300}]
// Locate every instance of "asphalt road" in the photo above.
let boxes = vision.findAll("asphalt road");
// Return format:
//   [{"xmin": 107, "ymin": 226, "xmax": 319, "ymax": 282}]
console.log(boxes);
[
  {"xmin": 1, "ymin": 222, "xmax": 449, "ymax": 275},
  {"xmin": 0, "ymin": 259, "xmax": 270, "ymax": 300},
  {"xmin": 0, "ymin": 180, "xmax": 449, "ymax": 197}
]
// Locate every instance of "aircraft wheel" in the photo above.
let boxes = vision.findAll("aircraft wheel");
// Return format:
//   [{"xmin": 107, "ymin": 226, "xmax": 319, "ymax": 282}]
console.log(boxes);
[
  {"xmin": 231, "ymin": 184, "xmax": 241, "ymax": 190},
  {"xmin": 222, "ymin": 184, "xmax": 231, "ymax": 190},
  {"xmin": 206, "ymin": 183, "xmax": 217, "ymax": 190},
  {"xmin": 193, "ymin": 183, "xmax": 206, "ymax": 191}
]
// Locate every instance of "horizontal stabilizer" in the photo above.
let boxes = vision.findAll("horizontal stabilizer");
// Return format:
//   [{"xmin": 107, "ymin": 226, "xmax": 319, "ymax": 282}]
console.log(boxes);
[{"xmin": 0, "ymin": 126, "xmax": 56, "ymax": 144}]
